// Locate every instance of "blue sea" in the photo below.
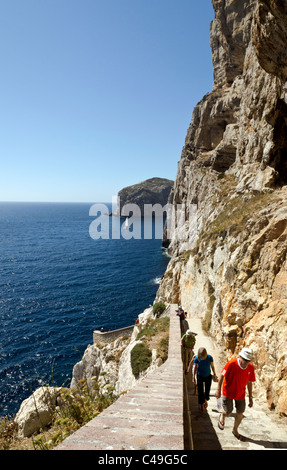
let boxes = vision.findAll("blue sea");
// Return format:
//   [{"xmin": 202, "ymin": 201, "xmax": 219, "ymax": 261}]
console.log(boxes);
[{"xmin": 0, "ymin": 202, "xmax": 169, "ymax": 417}]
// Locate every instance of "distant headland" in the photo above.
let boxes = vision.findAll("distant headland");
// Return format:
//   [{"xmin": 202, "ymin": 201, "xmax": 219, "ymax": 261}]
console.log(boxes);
[{"xmin": 112, "ymin": 177, "xmax": 174, "ymax": 217}]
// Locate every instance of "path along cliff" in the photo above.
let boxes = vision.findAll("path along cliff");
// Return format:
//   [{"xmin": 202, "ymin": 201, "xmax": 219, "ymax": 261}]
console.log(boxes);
[
  {"xmin": 184, "ymin": 313, "xmax": 287, "ymax": 450},
  {"xmin": 8, "ymin": 0, "xmax": 287, "ymax": 451},
  {"xmin": 157, "ymin": 0, "xmax": 287, "ymax": 418},
  {"xmin": 57, "ymin": 0, "xmax": 287, "ymax": 450},
  {"xmin": 55, "ymin": 305, "xmax": 287, "ymax": 451}
]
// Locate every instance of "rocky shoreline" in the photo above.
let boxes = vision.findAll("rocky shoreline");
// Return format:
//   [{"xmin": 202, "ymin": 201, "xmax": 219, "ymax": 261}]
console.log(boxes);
[
  {"xmin": 13, "ymin": 306, "xmax": 169, "ymax": 439},
  {"xmin": 9, "ymin": 0, "xmax": 287, "ymax": 443}
]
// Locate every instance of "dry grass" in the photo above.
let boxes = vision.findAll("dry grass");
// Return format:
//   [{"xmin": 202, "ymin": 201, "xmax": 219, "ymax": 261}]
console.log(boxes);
[
  {"xmin": 180, "ymin": 175, "xmax": 276, "ymax": 272},
  {"xmin": 1, "ymin": 318, "xmax": 170, "ymax": 451},
  {"xmin": 0, "ymin": 379, "xmax": 116, "ymax": 451},
  {"xmin": 202, "ymin": 192, "xmax": 272, "ymax": 242},
  {"xmin": 194, "ymin": 171, "xmax": 275, "ymax": 253}
]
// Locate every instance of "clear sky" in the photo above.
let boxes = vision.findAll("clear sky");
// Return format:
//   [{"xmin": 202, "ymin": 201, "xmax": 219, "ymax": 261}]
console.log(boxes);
[{"xmin": 0, "ymin": 0, "xmax": 214, "ymax": 203}]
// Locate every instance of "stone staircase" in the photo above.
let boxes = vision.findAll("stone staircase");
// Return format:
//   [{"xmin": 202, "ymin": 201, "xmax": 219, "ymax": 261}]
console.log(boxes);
[
  {"xmin": 56, "ymin": 305, "xmax": 287, "ymax": 451},
  {"xmin": 185, "ymin": 317, "xmax": 287, "ymax": 451},
  {"xmin": 56, "ymin": 304, "xmax": 186, "ymax": 450}
]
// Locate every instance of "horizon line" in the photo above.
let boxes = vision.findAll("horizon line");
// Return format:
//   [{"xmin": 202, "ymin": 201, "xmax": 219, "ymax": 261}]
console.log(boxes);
[{"xmin": 0, "ymin": 200, "xmax": 112, "ymax": 205}]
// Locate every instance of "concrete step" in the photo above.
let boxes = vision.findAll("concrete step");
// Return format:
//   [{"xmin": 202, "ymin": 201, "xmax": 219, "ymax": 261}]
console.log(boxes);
[
  {"xmin": 55, "ymin": 308, "xmax": 287, "ymax": 451},
  {"xmin": 56, "ymin": 304, "xmax": 185, "ymax": 451}
]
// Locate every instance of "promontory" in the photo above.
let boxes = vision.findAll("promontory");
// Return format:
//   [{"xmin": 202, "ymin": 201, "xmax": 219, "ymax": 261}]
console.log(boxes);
[{"xmin": 113, "ymin": 177, "xmax": 174, "ymax": 217}]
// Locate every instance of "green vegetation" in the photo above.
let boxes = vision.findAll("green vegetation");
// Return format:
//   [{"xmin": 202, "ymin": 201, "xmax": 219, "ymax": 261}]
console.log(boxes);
[
  {"xmin": 210, "ymin": 197, "xmax": 261, "ymax": 239},
  {"xmin": 130, "ymin": 343, "xmax": 153, "ymax": 377},
  {"xmin": 136, "ymin": 316, "xmax": 170, "ymax": 341},
  {"xmin": 183, "ymin": 178, "xmax": 274, "ymax": 266},
  {"xmin": 152, "ymin": 301, "xmax": 166, "ymax": 317},
  {"xmin": 0, "ymin": 379, "xmax": 116, "ymax": 451},
  {"xmin": 158, "ymin": 334, "xmax": 169, "ymax": 364},
  {"xmin": 200, "ymin": 181, "xmax": 273, "ymax": 246},
  {"xmin": 1, "ymin": 316, "xmax": 171, "ymax": 450},
  {"xmin": 131, "ymin": 316, "xmax": 170, "ymax": 377}
]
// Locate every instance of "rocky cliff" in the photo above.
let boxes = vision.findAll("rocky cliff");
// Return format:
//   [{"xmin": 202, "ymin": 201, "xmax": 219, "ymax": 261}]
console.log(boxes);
[
  {"xmin": 12, "ymin": 1, "xmax": 287, "ymax": 438},
  {"xmin": 157, "ymin": 0, "xmax": 287, "ymax": 416},
  {"xmin": 70, "ymin": 307, "xmax": 168, "ymax": 397},
  {"xmin": 114, "ymin": 177, "xmax": 174, "ymax": 216}
]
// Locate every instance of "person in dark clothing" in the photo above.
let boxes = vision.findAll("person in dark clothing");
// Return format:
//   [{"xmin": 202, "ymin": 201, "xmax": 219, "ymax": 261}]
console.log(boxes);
[{"xmin": 193, "ymin": 347, "xmax": 217, "ymax": 412}]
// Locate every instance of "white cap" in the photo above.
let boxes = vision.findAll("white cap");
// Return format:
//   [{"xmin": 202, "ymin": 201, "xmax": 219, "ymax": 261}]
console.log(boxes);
[{"xmin": 239, "ymin": 348, "xmax": 253, "ymax": 361}]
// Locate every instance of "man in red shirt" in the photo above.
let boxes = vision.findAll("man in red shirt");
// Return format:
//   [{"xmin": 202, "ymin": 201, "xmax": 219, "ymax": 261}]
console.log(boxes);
[{"xmin": 215, "ymin": 348, "xmax": 255, "ymax": 441}]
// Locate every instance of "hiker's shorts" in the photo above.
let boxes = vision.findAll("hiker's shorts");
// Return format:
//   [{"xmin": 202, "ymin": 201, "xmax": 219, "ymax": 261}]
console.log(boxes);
[
  {"xmin": 182, "ymin": 347, "xmax": 193, "ymax": 368},
  {"xmin": 222, "ymin": 396, "xmax": 246, "ymax": 415}
]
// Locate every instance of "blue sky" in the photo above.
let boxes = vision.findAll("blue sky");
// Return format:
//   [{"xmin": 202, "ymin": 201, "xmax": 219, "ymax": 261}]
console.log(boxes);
[{"xmin": 0, "ymin": 0, "xmax": 214, "ymax": 203}]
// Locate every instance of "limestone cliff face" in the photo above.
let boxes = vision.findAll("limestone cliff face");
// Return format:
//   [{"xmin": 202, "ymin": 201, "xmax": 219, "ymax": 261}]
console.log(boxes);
[
  {"xmin": 70, "ymin": 307, "xmax": 164, "ymax": 397},
  {"xmin": 114, "ymin": 177, "xmax": 174, "ymax": 217},
  {"xmin": 157, "ymin": 0, "xmax": 287, "ymax": 416}
]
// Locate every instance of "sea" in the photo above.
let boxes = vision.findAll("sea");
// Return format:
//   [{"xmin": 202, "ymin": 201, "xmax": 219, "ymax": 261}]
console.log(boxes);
[{"xmin": 0, "ymin": 202, "xmax": 170, "ymax": 417}]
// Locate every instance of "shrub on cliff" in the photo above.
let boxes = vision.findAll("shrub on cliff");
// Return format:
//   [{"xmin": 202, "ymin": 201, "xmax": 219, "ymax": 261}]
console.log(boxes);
[
  {"xmin": 0, "ymin": 379, "xmax": 116, "ymax": 450},
  {"xmin": 152, "ymin": 302, "xmax": 166, "ymax": 317},
  {"xmin": 130, "ymin": 343, "xmax": 152, "ymax": 377}
]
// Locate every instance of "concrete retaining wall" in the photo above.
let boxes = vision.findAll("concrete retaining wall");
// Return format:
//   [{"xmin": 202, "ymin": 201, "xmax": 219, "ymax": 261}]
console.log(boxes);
[{"xmin": 93, "ymin": 325, "xmax": 134, "ymax": 344}]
